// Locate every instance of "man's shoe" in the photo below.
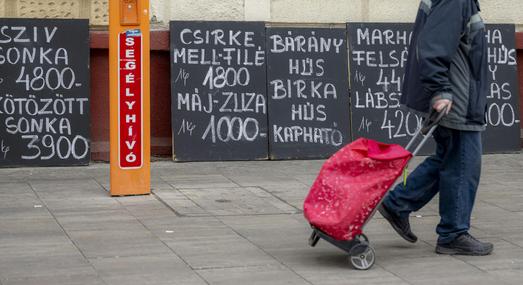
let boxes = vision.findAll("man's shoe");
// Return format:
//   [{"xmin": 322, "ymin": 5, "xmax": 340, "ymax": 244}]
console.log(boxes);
[
  {"xmin": 377, "ymin": 204, "xmax": 418, "ymax": 243},
  {"xmin": 436, "ymin": 233, "xmax": 493, "ymax": 256}
]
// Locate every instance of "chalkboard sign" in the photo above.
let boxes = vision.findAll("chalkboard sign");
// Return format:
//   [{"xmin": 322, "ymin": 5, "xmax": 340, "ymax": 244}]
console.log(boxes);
[
  {"xmin": 347, "ymin": 23, "xmax": 433, "ymax": 153},
  {"xmin": 348, "ymin": 22, "xmax": 521, "ymax": 154},
  {"xmin": 0, "ymin": 19, "xmax": 90, "ymax": 167},
  {"xmin": 267, "ymin": 28, "xmax": 350, "ymax": 159},
  {"xmin": 483, "ymin": 24, "xmax": 521, "ymax": 153},
  {"xmin": 170, "ymin": 21, "xmax": 268, "ymax": 161}
]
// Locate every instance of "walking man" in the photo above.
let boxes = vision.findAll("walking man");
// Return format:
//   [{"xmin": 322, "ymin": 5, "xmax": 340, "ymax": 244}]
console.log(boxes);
[{"xmin": 378, "ymin": 0, "xmax": 494, "ymax": 255}]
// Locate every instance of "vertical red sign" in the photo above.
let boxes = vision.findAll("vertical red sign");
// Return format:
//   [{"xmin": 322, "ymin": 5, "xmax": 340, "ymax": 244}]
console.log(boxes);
[{"xmin": 119, "ymin": 30, "xmax": 143, "ymax": 169}]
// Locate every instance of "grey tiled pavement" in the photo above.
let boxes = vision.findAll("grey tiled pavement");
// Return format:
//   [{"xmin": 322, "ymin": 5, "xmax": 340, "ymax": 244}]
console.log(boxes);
[{"xmin": 0, "ymin": 153, "xmax": 522, "ymax": 284}]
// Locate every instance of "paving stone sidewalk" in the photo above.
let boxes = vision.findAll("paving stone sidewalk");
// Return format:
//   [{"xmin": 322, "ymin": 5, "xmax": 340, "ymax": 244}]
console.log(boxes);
[{"xmin": 0, "ymin": 153, "xmax": 522, "ymax": 284}]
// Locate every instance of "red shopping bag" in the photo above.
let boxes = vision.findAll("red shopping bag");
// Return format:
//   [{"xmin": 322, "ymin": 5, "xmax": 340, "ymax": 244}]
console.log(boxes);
[{"xmin": 303, "ymin": 138, "xmax": 412, "ymax": 241}]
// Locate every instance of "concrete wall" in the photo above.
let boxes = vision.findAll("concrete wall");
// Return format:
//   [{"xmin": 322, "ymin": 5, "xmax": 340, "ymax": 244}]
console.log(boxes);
[{"xmin": 0, "ymin": 0, "xmax": 521, "ymax": 30}]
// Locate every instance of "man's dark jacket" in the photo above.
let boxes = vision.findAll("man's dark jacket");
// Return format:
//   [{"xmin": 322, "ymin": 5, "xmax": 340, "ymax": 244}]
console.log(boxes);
[{"xmin": 402, "ymin": 0, "xmax": 488, "ymax": 131}]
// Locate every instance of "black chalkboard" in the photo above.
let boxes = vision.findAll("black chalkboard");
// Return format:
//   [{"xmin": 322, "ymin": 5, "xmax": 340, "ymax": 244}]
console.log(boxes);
[
  {"xmin": 267, "ymin": 28, "xmax": 351, "ymax": 159},
  {"xmin": 347, "ymin": 23, "xmax": 434, "ymax": 154},
  {"xmin": 0, "ymin": 19, "xmax": 90, "ymax": 167},
  {"xmin": 482, "ymin": 24, "xmax": 521, "ymax": 153},
  {"xmin": 170, "ymin": 21, "xmax": 268, "ymax": 161},
  {"xmin": 347, "ymin": 22, "xmax": 521, "ymax": 154}
]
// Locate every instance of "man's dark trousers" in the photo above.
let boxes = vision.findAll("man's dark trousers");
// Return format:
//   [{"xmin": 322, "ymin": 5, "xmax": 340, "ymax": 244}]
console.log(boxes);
[{"xmin": 382, "ymin": 126, "xmax": 482, "ymax": 244}]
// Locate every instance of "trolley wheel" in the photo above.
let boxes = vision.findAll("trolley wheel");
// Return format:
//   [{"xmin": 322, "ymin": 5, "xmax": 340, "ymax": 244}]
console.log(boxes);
[
  {"xmin": 308, "ymin": 230, "xmax": 320, "ymax": 247},
  {"xmin": 349, "ymin": 243, "xmax": 375, "ymax": 270}
]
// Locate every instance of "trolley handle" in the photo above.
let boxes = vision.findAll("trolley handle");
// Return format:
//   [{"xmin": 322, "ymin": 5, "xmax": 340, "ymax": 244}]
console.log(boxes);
[
  {"xmin": 405, "ymin": 106, "xmax": 448, "ymax": 156},
  {"xmin": 420, "ymin": 107, "xmax": 447, "ymax": 135}
]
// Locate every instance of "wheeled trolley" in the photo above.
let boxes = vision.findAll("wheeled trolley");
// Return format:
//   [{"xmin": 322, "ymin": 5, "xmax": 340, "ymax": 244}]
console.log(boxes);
[{"xmin": 304, "ymin": 109, "xmax": 446, "ymax": 270}]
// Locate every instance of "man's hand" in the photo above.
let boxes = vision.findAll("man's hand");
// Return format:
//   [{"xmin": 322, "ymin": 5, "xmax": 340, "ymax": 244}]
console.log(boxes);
[{"xmin": 433, "ymin": 99, "xmax": 452, "ymax": 115}]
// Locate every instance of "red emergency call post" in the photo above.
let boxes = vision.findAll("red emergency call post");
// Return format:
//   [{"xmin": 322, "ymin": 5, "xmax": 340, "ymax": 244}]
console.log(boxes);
[{"xmin": 109, "ymin": 0, "xmax": 150, "ymax": 196}]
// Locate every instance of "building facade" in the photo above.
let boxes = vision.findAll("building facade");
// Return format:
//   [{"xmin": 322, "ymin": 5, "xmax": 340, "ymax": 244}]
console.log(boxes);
[
  {"xmin": 0, "ymin": 0, "xmax": 522, "ymax": 160},
  {"xmin": 0, "ymin": 0, "xmax": 521, "ymax": 30}
]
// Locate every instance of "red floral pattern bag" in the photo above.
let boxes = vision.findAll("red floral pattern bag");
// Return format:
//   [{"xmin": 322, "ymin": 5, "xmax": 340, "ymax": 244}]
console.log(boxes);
[{"xmin": 304, "ymin": 138, "xmax": 412, "ymax": 241}]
